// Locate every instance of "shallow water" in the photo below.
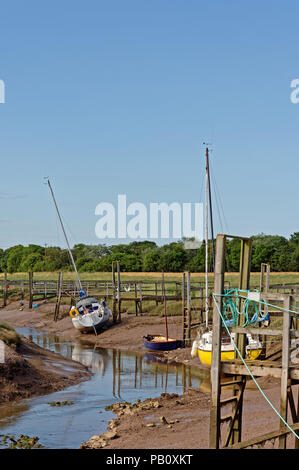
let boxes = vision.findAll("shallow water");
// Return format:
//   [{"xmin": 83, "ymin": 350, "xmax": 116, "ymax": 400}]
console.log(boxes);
[{"xmin": 0, "ymin": 327, "xmax": 209, "ymax": 449}]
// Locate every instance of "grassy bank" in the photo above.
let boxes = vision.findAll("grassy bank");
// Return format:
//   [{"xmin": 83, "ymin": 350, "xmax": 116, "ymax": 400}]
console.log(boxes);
[{"xmin": 0, "ymin": 322, "xmax": 20, "ymax": 348}]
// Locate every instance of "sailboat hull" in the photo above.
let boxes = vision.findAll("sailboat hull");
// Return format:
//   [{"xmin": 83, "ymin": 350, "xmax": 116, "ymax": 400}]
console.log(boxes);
[
  {"xmin": 72, "ymin": 310, "xmax": 111, "ymax": 333},
  {"xmin": 197, "ymin": 347, "xmax": 262, "ymax": 366}
]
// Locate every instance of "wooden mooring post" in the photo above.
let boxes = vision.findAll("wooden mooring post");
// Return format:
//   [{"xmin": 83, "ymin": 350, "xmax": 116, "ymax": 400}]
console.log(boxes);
[
  {"xmin": 182, "ymin": 272, "xmax": 192, "ymax": 346},
  {"xmin": 260, "ymin": 263, "xmax": 270, "ymax": 293},
  {"xmin": 3, "ymin": 271, "xmax": 7, "ymax": 307},
  {"xmin": 112, "ymin": 261, "xmax": 121, "ymax": 323},
  {"xmin": 54, "ymin": 272, "xmax": 63, "ymax": 322},
  {"xmin": 28, "ymin": 271, "xmax": 33, "ymax": 309}
]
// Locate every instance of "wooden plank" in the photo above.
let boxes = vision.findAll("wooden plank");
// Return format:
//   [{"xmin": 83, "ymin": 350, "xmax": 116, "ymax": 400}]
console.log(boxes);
[
  {"xmin": 231, "ymin": 327, "xmax": 299, "ymax": 339},
  {"xmin": 222, "ymin": 362, "xmax": 299, "ymax": 380},
  {"xmin": 226, "ymin": 422, "xmax": 299, "ymax": 449},
  {"xmin": 231, "ymin": 326, "xmax": 283, "ymax": 337},
  {"xmin": 261, "ymin": 292, "xmax": 298, "ymax": 302},
  {"xmin": 221, "ymin": 362, "xmax": 281, "ymax": 379}
]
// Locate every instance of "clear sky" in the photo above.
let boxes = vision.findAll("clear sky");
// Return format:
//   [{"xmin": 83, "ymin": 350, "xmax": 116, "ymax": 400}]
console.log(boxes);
[{"xmin": 0, "ymin": 0, "xmax": 299, "ymax": 249}]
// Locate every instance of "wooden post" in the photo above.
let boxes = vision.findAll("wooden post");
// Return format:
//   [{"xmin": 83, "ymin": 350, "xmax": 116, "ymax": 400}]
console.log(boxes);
[
  {"xmin": 112, "ymin": 349, "xmax": 116, "ymax": 397},
  {"xmin": 260, "ymin": 263, "xmax": 265, "ymax": 292},
  {"xmin": 117, "ymin": 350, "xmax": 121, "ymax": 398},
  {"xmin": 235, "ymin": 238, "xmax": 252, "ymax": 358},
  {"xmin": 117, "ymin": 261, "xmax": 121, "ymax": 322},
  {"xmin": 139, "ymin": 282, "xmax": 143, "ymax": 315},
  {"xmin": 296, "ymin": 384, "xmax": 299, "ymax": 449},
  {"xmin": 135, "ymin": 282, "xmax": 138, "ymax": 316},
  {"xmin": 54, "ymin": 272, "xmax": 63, "ymax": 322},
  {"xmin": 182, "ymin": 272, "xmax": 186, "ymax": 343},
  {"xmin": 112, "ymin": 262, "xmax": 117, "ymax": 323},
  {"xmin": 155, "ymin": 281, "xmax": 158, "ymax": 306},
  {"xmin": 279, "ymin": 295, "xmax": 291, "ymax": 449},
  {"xmin": 231, "ymin": 237, "xmax": 252, "ymax": 445},
  {"xmin": 266, "ymin": 264, "xmax": 270, "ymax": 292},
  {"xmin": 28, "ymin": 271, "xmax": 33, "ymax": 309},
  {"xmin": 3, "ymin": 271, "xmax": 7, "ymax": 307},
  {"xmin": 186, "ymin": 272, "xmax": 191, "ymax": 346},
  {"xmin": 209, "ymin": 234, "xmax": 226, "ymax": 449}
]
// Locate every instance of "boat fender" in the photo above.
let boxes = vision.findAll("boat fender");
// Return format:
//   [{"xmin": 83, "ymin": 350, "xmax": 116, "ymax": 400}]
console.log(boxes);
[
  {"xmin": 70, "ymin": 307, "xmax": 79, "ymax": 318},
  {"xmin": 191, "ymin": 340, "xmax": 199, "ymax": 358}
]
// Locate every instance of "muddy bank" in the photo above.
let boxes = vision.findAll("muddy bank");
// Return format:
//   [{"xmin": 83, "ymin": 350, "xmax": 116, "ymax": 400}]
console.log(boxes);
[
  {"xmin": 80, "ymin": 389, "xmax": 211, "ymax": 449},
  {"xmin": 0, "ymin": 301, "xmax": 291, "ymax": 449},
  {"xmin": 0, "ymin": 335, "xmax": 91, "ymax": 403},
  {"xmin": 80, "ymin": 376, "xmax": 286, "ymax": 449}
]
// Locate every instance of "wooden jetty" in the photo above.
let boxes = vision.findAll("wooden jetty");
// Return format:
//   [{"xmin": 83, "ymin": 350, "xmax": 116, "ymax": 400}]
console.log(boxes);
[{"xmin": 210, "ymin": 234, "xmax": 299, "ymax": 449}]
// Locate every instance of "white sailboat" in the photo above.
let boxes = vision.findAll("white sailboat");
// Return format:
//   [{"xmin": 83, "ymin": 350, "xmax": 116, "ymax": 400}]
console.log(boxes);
[{"xmin": 46, "ymin": 178, "xmax": 112, "ymax": 334}]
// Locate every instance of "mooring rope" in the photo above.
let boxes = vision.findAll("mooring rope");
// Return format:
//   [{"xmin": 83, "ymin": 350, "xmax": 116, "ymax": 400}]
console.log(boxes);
[
  {"xmin": 212, "ymin": 292, "xmax": 299, "ymax": 441},
  {"xmin": 220, "ymin": 288, "xmax": 270, "ymax": 328}
]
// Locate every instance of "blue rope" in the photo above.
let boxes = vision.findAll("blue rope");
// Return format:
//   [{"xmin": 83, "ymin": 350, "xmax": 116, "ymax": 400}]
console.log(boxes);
[{"xmin": 221, "ymin": 288, "xmax": 270, "ymax": 328}]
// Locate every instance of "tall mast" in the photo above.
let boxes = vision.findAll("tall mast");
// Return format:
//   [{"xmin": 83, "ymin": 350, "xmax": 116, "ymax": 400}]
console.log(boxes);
[
  {"xmin": 206, "ymin": 148, "xmax": 215, "ymax": 271},
  {"xmin": 46, "ymin": 179, "xmax": 82, "ymax": 291},
  {"xmin": 205, "ymin": 148, "xmax": 209, "ymax": 328}
]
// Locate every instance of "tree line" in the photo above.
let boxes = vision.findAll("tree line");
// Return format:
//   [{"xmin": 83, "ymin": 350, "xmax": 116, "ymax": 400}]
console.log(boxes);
[{"xmin": 1, "ymin": 233, "xmax": 299, "ymax": 273}]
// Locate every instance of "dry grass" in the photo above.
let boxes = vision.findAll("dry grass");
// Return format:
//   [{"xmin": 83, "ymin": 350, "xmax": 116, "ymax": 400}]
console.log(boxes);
[{"xmin": 1, "ymin": 271, "xmax": 298, "ymax": 288}]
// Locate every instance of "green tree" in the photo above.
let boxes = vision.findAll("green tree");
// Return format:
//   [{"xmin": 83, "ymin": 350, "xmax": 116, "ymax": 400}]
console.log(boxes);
[
  {"xmin": 6, "ymin": 245, "xmax": 24, "ymax": 273},
  {"xmin": 142, "ymin": 250, "xmax": 161, "ymax": 272},
  {"xmin": 19, "ymin": 253, "xmax": 44, "ymax": 272}
]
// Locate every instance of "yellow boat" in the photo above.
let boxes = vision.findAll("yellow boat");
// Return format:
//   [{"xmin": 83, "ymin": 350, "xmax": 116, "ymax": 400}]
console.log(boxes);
[{"xmin": 194, "ymin": 331, "xmax": 262, "ymax": 366}]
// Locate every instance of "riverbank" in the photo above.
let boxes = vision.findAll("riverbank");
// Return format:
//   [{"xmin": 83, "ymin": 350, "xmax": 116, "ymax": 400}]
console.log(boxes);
[
  {"xmin": 0, "ymin": 335, "xmax": 91, "ymax": 403},
  {"xmin": 0, "ymin": 300, "xmax": 292, "ymax": 449},
  {"xmin": 79, "ymin": 375, "xmax": 285, "ymax": 449}
]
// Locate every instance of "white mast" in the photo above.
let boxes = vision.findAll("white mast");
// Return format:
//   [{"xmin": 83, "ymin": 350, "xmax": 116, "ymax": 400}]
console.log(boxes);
[
  {"xmin": 205, "ymin": 147, "xmax": 209, "ymax": 328},
  {"xmin": 46, "ymin": 178, "xmax": 82, "ymax": 292}
]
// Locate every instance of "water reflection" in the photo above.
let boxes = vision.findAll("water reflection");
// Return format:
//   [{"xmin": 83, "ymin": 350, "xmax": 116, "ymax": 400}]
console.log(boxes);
[
  {"xmin": 0, "ymin": 327, "xmax": 211, "ymax": 448},
  {"xmin": 18, "ymin": 327, "xmax": 210, "ymax": 398}
]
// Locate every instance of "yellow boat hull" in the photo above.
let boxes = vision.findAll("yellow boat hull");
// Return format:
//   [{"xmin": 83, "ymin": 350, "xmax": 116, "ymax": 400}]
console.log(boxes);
[{"xmin": 197, "ymin": 348, "xmax": 262, "ymax": 366}]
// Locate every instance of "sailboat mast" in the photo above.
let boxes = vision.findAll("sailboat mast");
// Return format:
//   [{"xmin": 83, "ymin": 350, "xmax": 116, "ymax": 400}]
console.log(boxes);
[
  {"xmin": 206, "ymin": 149, "xmax": 215, "ymax": 272},
  {"xmin": 205, "ymin": 148, "xmax": 209, "ymax": 328},
  {"xmin": 46, "ymin": 179, "xmax": 82, "ymax": 292}
]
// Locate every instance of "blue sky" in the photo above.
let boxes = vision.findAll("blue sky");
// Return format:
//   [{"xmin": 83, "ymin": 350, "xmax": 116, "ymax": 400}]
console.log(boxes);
[{"xmin": 0, "ymin": 0, "xmax": 299, "ymax": 249}]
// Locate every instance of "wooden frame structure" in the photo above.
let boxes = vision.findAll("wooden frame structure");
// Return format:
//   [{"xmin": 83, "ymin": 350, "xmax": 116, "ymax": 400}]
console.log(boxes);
[{"xmin": 209, "ymin": 234, "xmax": 299, "ymax": 449}]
